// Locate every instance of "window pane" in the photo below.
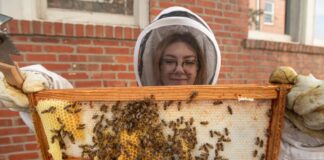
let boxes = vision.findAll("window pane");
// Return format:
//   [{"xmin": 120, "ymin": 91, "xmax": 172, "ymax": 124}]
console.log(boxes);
[
  {"xmin": 264, "ymin": 14, "xmax": 273, "ymax": 23},
  {"xmin": 47, "ymin": 0, "xmax": 134, "ymax": 15},
  {"xmin": 264, "ymin": 2, "xmax": 273, "ymax": 12},
  {"xmin": 314, "ymin": 0, "xmax": 324, "ymax": 41}
]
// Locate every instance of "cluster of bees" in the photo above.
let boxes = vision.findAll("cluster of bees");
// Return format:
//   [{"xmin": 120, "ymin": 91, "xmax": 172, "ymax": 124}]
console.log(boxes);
[
  {"xmin": 40, "ymin": 91, "xmax": 268, "ymax": 160},
  {"xmin": 253, "ymin": 137, "xmax": 266, "ymax": 160}
]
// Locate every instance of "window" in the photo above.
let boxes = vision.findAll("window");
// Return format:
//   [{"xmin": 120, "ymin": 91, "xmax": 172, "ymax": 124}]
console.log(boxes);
[
  {"xmin": 264, "ymin": 1, "xmax": 274, "ymax": 24},
  {"xmin": 249, "ymin": 0, "xmax": 324, "ymax": 47},
  {"xmin": 0, "ymin": 0, "xmax": 148, "ymax": 28},
  {"xmin": 248, "ymin": 0, "xmax": 289, "ymax": 42},
  {"xmin": 38, "ymin": 0, "xmax": 148, "ymax": 27}
]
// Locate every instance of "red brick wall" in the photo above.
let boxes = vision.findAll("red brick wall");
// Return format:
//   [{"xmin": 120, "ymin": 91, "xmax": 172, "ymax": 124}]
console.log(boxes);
[{"xmin": 1, "ymin": 0, "xmax": 324, "ymax": 159}]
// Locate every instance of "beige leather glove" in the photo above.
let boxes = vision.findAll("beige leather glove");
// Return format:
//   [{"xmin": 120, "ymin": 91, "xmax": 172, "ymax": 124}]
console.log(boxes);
[
  {"xmin": 0, "ymin": 71, "xmax": 51, "ymax": 111},
  {"xmin": 269, "ymin": 66, "xmax": 324, "ymax": 134}
]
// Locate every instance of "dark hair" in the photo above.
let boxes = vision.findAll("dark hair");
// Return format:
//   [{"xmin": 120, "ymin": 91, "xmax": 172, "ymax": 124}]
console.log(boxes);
[{"xmin": 153, "ymin": 32, "xmax": 207, "ymax": 85}]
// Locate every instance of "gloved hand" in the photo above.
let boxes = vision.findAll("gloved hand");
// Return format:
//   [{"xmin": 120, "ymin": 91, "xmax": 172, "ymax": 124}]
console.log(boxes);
[
  {"xmin": 0, "ymin": 70, "xmax": 52, "ymax": 112},
  {"xmin": 269, "ymin": 66, "xmax": 324, "ymax": 135}
]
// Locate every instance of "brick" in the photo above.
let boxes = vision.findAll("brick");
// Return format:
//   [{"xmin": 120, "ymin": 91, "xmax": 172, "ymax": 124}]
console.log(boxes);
[
  {"xmin": 25, "ymin": 143, "xmax": 39, "ymax": 150},
  {"xmin": 30, "ymin": 37, "xmax": 59, "ymax": 43},
  {"xmin": 88, "ymin": 55, "xmax": 113, "ymax": 62},
  {"xmin": 86, "ymin": 25, "xmax": 94, "ymax": 37},
  {"xmin": 0, "ymin": 119, "xmax": 12, "ymax": 126},
  {"xmin": 8, "ymin": 152, "xmax": 39, "ymax": 160},
  {"xmin": 92, "ymin": 73, "xmax": 116, "ymax": 79},
  {"xmin": 10, "ymin": 36, "xmax": 28, "ymax": 42},
  {"xmin": 103, "ymin": 80, "xmax": 127, "ymax": 87},
  {"xmin": 75, "ymin": 24, "xmax": 84, "ymax": 37},
  {"xmin": 0, "ymin": 110, "xmax": 19, "ymax": 117},
  {"xmin": 77, "ymin": 47, "xmax": 103, "ymax": 54},
  {"xmin": 115, "ymin": 56, "xmax": 133, "ymax": 63},
  {"xmin": 93, "ymin": 40, "xmax": 119, "ymax": 46},
  {"xmin": 124, "ymin": 27, "xmax": 132, "ymax": 39},
  {"xmin": 159, "ymin": 2, "xmax": 176, "ymax": 8},
  {"xmin": 0, "ymin": 145, "xmax": 24, "ymax": 154},
  {"xmin": 44, "ymin": 45, "xmax": 74, "ymax": 53},
  {"xmin": 58, "ymin": 55, "xmax": 87, "ymax": 62},
  {"xmin": 105, "ymin": 47, "xmax": 129, "ymax": 55},
  {"xmin": 0, "ymin": 127, "xmax": 30, "ymax": 136},
  {"xmin": 95, "ymin": 25, "xmax": 104, "ymax": 37},
  {"xmin": 186, "ymin": 6, "xmax": 203, "ymax": 14},
  {"xmin": 20, "ymin": 20, "xmax": 31, "ymax": 34},
  {"xmin": 26, "ymin": 54, "xmax": 56, "ymax": 61},
  {"xmin": 133, "ymin": 28, "xmax": 141, "ymax": 39},
  {"xmin": 0, "ymin": 137, "xmax": 11, "ymax": 144},
  {"xmin": 114, "ymin": 27, "xmax": 123, "ymax": 39},
  {"xmin": 102, "ymin": 64, "xmax": 127, "ymax": 71},
  {"xmin": 105, "ymin": 26, "xmax": 113, "ymax": 38},
  {"xmin": 32, "ymin": 21, "xmax": 42, "ymax": 34},
  {"xmin": 54, "ymin": 22, "xmax": 63, "ymax": 35},
  {"xmin": 15, "ymin": 44, "xmax": 42, "ymax": 52},
  {"xmin": 61, "ymin": 73, "xmax": 88, "ymax": 79},
  {"xmin": 72, "ymin": 64, "xmax": 99, "ymax": 71},
  {"xmin": 8, "ymin": 20, "xmax": 18, "ymax": 33},
  {"xmin": 205, "ymin": 9, "xmax": 222, "ymax": 16},
  {"xmin": 13, "ymin": 118, "xmax": 26, "ymax": 126},
  {"xmin": 43, "ymin": 22, "xmax": 53, "ymax": 35},
  {"xmin": 128, "ymin": 65, "xmax": 134, "ymax": 72},
  {"xmin": 65, "ymin": 23, "xmax": 74, "ymax": 36},
  {"xmin": 63, "ymin": 39, "xmax": 91, "ymax": 45},
  {"xmin": 43, "ymin": 64, "xmax": 71, "ymax": 71},
  {"xmin": 198, "ymin": 0, "xmax": 216, "ymax": 7},
  {"xmin": 12, "ymin": 135, "xmax": 36, "ymax": 143},
  {"xmin": 176, "ymin": 0, "xmax": 195, "ymax": 4},
  {"xmin": 75, "ymin": 81, "xmax": 102, "ymax": 88},
  {"xmin": 118, "ymin": 73, "xmax": 135, "ymax": 80}
]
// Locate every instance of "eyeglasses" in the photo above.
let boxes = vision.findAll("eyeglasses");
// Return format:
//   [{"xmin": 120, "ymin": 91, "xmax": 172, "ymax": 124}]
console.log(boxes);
[{"xmin": 160, "ymin": 58, "xmax": 198, "ymax": 70}]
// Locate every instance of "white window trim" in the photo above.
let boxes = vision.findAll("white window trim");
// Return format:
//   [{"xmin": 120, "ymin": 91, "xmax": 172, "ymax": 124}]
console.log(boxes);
[
  {"xmin": 264, "ymin": 1, "xmax": 274, "ymax": 25},
  {"xmin": 248, "ymin": 30, "xmax": 291, "ymax": 43},
  {"xmin": 37, "ymin": 0, "xmax": 148, "ymax": 28}
]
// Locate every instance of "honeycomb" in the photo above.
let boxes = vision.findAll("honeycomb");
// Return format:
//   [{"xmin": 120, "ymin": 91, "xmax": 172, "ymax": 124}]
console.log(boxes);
[{"xmin": 36, "ymin": 99, "xmax": 84, "ymax": 160}]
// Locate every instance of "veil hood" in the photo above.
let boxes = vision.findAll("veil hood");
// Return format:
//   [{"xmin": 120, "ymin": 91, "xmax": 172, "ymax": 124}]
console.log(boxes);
[{"xmin": 134, "ymin": 6, "xmax": 221, "ymax": 86}]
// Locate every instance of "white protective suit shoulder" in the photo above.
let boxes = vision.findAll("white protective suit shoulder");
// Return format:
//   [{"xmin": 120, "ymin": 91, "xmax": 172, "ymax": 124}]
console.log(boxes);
[
  {"xmin": 19, "ymin": 64, "xmax": 73, "ymax": 131},
  {"xmin": 280, "ymin": 120, "xmax": 324, "ymax": 160}
]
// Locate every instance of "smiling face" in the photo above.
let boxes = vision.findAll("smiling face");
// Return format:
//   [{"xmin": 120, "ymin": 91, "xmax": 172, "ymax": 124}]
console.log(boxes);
[{"xmin": 160, "ymin": 41, "xmax": 198, "ymax": 85}]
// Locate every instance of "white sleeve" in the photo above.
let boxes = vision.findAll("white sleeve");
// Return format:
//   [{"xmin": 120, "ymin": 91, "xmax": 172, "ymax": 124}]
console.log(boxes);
[{"xmin": 19, "ymin": 64, "xmax": 73, "ymax": 131}]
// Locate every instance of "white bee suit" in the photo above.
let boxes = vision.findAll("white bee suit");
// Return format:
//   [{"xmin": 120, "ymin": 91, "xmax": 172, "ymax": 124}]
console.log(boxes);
[{"xmin": 134, "ymin": 6, "xmax": 221, "ymax": 86}]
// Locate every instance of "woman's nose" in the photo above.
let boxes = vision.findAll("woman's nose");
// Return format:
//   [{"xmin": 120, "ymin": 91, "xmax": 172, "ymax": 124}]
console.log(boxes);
[{"xmin": 173, "ymin": 63, "xmax": 185, "ymax": 73}]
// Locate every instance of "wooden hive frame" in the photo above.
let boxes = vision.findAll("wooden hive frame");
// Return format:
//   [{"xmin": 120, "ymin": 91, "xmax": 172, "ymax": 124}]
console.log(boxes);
[{"xmin": 29, "ymin": 84, "xmax": 290, "ymax": 160}]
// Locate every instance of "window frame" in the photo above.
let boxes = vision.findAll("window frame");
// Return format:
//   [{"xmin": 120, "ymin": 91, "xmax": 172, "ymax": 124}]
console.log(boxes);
[{"xmin": 263, "ymin": 1, "xmax": 274, "ymax": 25}]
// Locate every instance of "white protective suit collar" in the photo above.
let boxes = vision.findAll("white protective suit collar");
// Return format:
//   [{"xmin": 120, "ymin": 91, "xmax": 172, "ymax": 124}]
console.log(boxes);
[{"xmin": 134, "ymin": 6, "xmax": 221, "ymax": 86}]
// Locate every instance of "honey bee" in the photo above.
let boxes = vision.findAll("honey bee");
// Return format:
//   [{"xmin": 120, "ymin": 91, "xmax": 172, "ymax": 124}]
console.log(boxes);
[
  {"xmin": 253, "ymin": 150, "xmax": 258, "ymax": 157},
  {"xmin": 213, "ymin": 100, "xmax": 223, "ymax": 105},
  {"xmin": 255, "ymin": 137, "xmax": 260, "ymax": 145},
  {"xmin": 177, "ymin": 101, "xmax": 182, "ymax": 111},
  {"xmin": 41, "ymin": 106, "xmax": 56, "ymax": 114},
  {"xmin": 227, "ymin": 106, "xmax": 233, "ymax": 115},
  {"xmin": 92, "ymin": 114, "xmax": 99, "ymax": 119},
  {"xmin": 210, "ymin": 130, "xmax": 213, "ymax": 138},
  {"xmin": 56, "ymin": 117, "xmax": 63, "ymax": 125},
  {"xmin": 224, "ymin": 128, "xmax": 229, "ymax": 136},
  {"xmin": 187, "ymin": 91, "xmax": 198, "ymax": 104},
  {"xmin": 200, "ymin": 121, "xmax": 209, "ymax": 125},
  {"xmin": 260, "ymin": 153, "xmax": 265, "ymax": 160},
  {"xmin": 213, "ymin": 131, "xmax": 221, "ymax": 136},
  {"xmin": 163, "ymin": 100, "xmax": 174, "ymax": 110},
  {"xmin": 77, "ymin": 124, "xmax": 86, "ymax": 130},
  {"xmin": 189, "ymin": 117, "xmax": 194, "ymax": 125},
  {"xmin": 260, "ymin": 140, "xmax": 264, "ymax": 148}
]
